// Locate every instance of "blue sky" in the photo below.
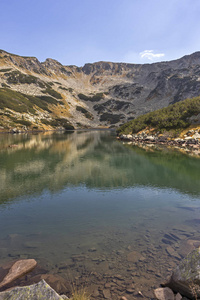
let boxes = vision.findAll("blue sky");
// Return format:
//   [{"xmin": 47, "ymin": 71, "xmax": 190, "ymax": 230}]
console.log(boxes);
[{"xmin": 1, "ymin": 0, "xmax": 200, "ymax": 66}]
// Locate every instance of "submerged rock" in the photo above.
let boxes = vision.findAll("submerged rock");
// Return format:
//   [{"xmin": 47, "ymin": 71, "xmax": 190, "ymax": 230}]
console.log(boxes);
[
  {"xmin": 0, "ymin": 259, "xmax": 37, "ymax": 289},
  {"xmin": 0, "ymin": 279, "xmax": 64, "ymax": 300},
  {"xmin": 165, "ymin": 248, "xmax": 200, "ymax": 299},
  {"xmin": 127, "ymin": 251, "xmax": 145, "ymax": 263}
]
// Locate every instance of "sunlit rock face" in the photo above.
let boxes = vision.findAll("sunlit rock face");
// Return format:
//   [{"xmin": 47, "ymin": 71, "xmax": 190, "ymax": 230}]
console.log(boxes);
[{"xmin": 0, "ymin": 50, "xmax": 200, "ymax": 129}]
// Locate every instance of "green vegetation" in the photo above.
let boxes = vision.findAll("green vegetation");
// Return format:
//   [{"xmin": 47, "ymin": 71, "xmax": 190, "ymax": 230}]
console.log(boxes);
[
  {"xmin": 0, "ymin": 88, "xmax": 63, "ymax": 115},
  {"xmin": 42, "ymin": 87, "xmax": 62, "ymax": 99},
  {"xmin": 42, "ymin": 118, "xmax": 74, "ymax": 130},
  {"xmin": 0, "ymin": 68, "xmax": 12, "ymax": 72},
  {"xmin": 5, "ymin": 70, "xmax": 38, "ymax": 85},
  {"xmin": 117, "ymin": 96, "xmax": 200, "ymax": 135},
  {"xmin": 71, "ymin": 287, "xmax": 90, "ymax": 300},
  {"xmin": 14, "ymin": 119, "xmax": 32, "ymax": 126},
  {"xmin": 37, "ymin": 95, "xmax": 58, "ymax": 105},
  {"xmin": 25, "ymin": 95, "xmax": 52, "ymax": 113},
  {"xmin": 0, "ymin": 88, "xmax": 36, "ymax": 113},
  {"xmin": 76, "ymin": 106, "xmax": 94, "ymax": 120},
  {"xmin": 78, "ymin": 92, "xmax": 104, "ymax": 102},
  {"xmin": 100, "ymin": 113, "xmax": 124, "ymax": 124},
  {"xmin": 59, "ymin": 86, "xmax": 73, "ymax": 93},
  {"xmin": 1, "ymin": 83, "xmax": 10, "ymax": 88}
]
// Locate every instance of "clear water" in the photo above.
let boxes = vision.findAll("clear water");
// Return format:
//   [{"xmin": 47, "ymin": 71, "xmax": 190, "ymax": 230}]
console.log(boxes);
[{"xmin": 0, "ymin": 130, "xmax": 200, "ymax": 298}]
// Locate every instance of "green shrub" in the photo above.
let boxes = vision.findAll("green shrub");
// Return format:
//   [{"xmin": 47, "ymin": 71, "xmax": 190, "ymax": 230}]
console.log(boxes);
[
  {"xmin": 100, "ymin": 113, "xmax": 124, "ymax": 124},
  {"xmin": 15, "ymin": 119, "xmax": 32, "ymax": 126},
  {"xmin": 0, "ymin": 68, "xmax": 12, "ymax": 72},
  {"xmin": 117, "ymin": 96, "xmax": 200, "ymax": 135},
  {"xmin": 1, "ymin": 83, "xmax": 10, "ymax": 88},
  {"xmin": 76, "ymin": 106, "xmax": 94, "ymax": 120},
  {"xmin": 78, "ymin": 92, "xmax": 104, "ymax": 102},
  {"xmin": 41, "ymin": 118, "xmax": 74, "ymax": 130},
  {"xmin": 42, "ymin": 87, "xmax": 62, "ymax": 99}
]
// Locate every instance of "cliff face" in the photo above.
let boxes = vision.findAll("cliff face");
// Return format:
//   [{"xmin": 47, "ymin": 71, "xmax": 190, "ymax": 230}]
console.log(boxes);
[{"xmin": 0, "ymin": 49, "xmax": 200, "ymax": 131}]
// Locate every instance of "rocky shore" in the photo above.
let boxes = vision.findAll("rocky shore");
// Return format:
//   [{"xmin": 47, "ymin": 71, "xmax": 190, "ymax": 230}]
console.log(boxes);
[
  {"xmin": 118, "ymin": 129, "xmax": 200, "ymax": 156},
  {"xmin": 1, "ymin": 248, "xmax": 200, "ymax": 300}
]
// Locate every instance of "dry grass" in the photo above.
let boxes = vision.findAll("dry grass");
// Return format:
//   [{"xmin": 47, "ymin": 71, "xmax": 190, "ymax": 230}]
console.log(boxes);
[{"xmin": 71, "ymin": 287, "xmax": 90, "ymax": 300}]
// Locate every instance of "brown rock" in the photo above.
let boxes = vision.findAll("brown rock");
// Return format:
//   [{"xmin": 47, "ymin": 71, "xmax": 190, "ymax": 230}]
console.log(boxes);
[
  {"xmin": 103, "ymin": 288, "xmax": 111, "ymax": 299},
  {"xmin": 175, "ymin": 293, "xmax": 182, "ymax": 300},
  {"xmin": 126, "ymin": 288, "xmax": 134, "ymax": 294},
  {"xmin": 154, "ymin": 287, "xmax": 174, "ymax": 300},
  {"xmin": 127, "ymin": 251, "xmax": 144, "ymax": 263},
  {"xmin": 166, "ymin": 247, "xmax": 181, "ymax": 260},
  {"xmin": 92, "ymin": 289, "xmax": 100, "ymax": 297},
  {"xmin": 120, "ymin": 297, "xmax": 128, "ymax": 300},
  {"xmin": 0, "ymin": 259, "xmax": 37, "ymax": 289},
  {"xmin": 30, "ymin": 273, "xmax": 70, "ymax": 295},
  {"xmin": 105, "ymin": 283, "xmax": 112, "ymax": 288}
]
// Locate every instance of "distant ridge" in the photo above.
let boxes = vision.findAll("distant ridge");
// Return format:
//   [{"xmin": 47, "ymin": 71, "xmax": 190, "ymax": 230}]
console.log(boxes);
[{"xmin": 0, "ymin": 49, "xmax": 200, "ymax": 131}]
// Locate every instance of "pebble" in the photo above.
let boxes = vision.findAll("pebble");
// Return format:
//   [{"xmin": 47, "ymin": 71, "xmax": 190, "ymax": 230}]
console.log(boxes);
[{"xmin": 103, "ymin": 288, "xmax": 111, "ymax": 299}]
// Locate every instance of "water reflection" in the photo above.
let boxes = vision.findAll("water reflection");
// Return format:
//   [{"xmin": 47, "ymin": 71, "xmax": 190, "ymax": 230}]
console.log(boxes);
[
  {"xmin": 0, "ymin": 131, "xmax": 200, "ymax": 298},
  {"xmin": 0, "ymin": 130, "xmax": 200, "ymax": 204}
]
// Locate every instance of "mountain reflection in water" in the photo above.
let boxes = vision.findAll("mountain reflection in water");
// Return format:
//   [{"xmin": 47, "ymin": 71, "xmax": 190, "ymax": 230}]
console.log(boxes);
[{"xmin": 0, "ymin": 130, "xmax": 200, "ymax": 204}]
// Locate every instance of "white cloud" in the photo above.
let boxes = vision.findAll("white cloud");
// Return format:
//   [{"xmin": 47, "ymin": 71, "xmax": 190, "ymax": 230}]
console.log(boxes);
[{"xmin": 139, "ymin": 50, "xmax": 165, "ymax": 61}]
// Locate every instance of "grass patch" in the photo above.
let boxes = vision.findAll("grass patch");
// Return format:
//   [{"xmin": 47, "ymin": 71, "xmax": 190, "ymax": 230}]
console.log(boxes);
[
  {"xmin": 71, "ymin": 287, "xmax": 90, "ymax": 300},
  {"xmin": 0, "ymin": 88, "xmax": 36, "ymax": 113}
]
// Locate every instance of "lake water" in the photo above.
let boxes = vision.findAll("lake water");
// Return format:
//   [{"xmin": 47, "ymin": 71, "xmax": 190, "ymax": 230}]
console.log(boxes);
[{"xmin": 0, "ymin": 130, "xmax": 200, "ymax": 298}]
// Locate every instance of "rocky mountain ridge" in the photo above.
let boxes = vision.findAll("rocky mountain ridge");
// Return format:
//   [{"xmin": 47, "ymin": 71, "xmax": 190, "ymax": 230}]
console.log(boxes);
[{"xmin": 1, "ymin": 49, "xmax": 200, "ymax": 131}]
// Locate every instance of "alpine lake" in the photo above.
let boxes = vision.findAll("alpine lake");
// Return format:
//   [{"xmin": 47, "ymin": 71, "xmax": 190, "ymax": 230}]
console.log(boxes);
[{"xmin": 0, "ymin": 130, "xmax": 200, "ymax": 299}]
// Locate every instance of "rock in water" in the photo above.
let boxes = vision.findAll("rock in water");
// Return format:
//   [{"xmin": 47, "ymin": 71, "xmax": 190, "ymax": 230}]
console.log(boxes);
[
  {"xmin": 165, "ymin": 248, "xmax": 200, "ymax": 299},
  {"xmin": 0, "ymin": 279, "xmax": 64, "ymax": 299},
  {"xmin": 154, "ymin": 287, "xmax": 174, "ymax": 300},
  {"xmin": 0, "ymin": 259, "xmax": 37, "ymax": 288}
]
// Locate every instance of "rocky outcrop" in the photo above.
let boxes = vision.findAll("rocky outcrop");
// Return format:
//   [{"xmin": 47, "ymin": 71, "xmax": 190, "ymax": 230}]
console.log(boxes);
[
  {"xmin": 0, "ymin": 279, "xmax": 65, "ymax": 300},
  {"xmin": 118, "ymin": 129, "xmax": 200, "ymax": 156}
]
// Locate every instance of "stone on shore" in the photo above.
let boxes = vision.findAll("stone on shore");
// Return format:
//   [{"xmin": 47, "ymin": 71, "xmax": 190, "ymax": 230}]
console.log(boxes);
[
  {"xmin": 154, "ymin": 287, "xmax": 174, "ymax": 300},
  {"xmin": 0, "ymin": 259, "xmax": 37, "ymax": 289},
  {"xmin": 0, "ymin": 279, "xmax": 64, "ymax": 300},
  {"xmin": 165, "ymin": 248, "xmax": 200, "ymax": 299}
]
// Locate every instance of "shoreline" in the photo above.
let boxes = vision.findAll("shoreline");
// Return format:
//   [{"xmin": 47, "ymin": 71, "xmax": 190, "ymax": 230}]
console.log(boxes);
[{"xmin": 118, "ymin": 133, "xmax": 200, "ymax": 156}]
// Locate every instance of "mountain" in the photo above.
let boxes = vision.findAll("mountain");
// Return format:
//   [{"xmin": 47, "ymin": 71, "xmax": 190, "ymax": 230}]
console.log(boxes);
[{"xmin": 1, "ymin": 49, "xmax": 200, "ymax": 131}]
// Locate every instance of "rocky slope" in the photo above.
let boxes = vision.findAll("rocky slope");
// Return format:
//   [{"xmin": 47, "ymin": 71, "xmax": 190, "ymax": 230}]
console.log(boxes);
[{"xmin": 1, "ymin": 49, "xmax": 200, "ymax": 131}]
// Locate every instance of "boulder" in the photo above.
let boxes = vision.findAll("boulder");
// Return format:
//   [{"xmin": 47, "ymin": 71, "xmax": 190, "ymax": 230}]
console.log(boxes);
[
  {"xmin": 0, "ymin": 279, "xmax": 64, "ymax": 300},
  {"xmin": 0, "ymin": 259, "xmax": 37, "ymax": 289},
  {"xmin": 165, "ymin": 248, "xmax": 200, "ymax": 299},
  {"xmin": 29, "ymin": 274, "xmax": 70, "ymax": 295},
  {"xmin": 154, "ymin": 287, "xmax": 174, "ymax": 300}
]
